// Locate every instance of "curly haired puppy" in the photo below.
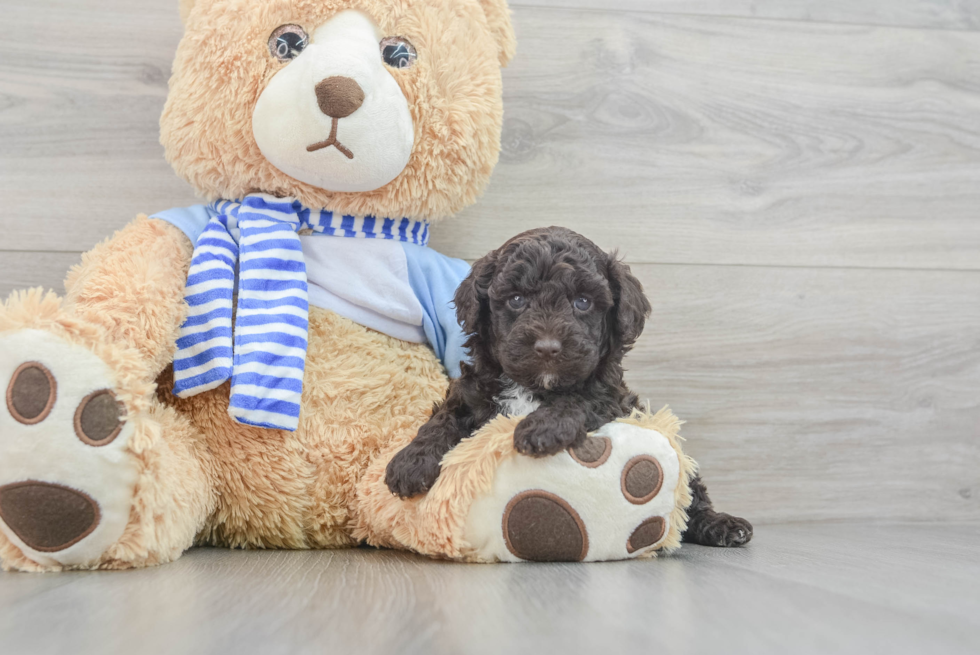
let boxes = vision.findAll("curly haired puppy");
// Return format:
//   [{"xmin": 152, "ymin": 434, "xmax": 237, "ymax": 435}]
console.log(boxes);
[{"xmin": 385, "ymin": 227, "xmax": 752, "ymax": 547}]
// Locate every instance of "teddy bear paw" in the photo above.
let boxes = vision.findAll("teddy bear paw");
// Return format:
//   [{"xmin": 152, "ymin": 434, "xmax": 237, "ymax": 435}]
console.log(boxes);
[
  {"xmin": 0, "ymin": 328, "xmax": 139, "ymax": 568},
  {"xmin": 462, "ymin": 421, "xmax": 682, "ymax": 562}
]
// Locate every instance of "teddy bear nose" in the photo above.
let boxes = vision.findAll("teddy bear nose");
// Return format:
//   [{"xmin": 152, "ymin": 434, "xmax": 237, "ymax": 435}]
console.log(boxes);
[
  {"xmin": 534, "ymin": 338, "xmax": 562, "ymax": 359},
  {"xmin": 314, "ymin": 76, "xmax": 365, "ymax": 119}
]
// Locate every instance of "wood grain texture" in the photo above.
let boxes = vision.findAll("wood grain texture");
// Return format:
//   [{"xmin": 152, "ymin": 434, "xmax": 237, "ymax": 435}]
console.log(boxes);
[
  {"xmin": 435, "ymin": 10, "xmax": 980, "ymax": 268},
  {"xmin": 0, "ymin": 523, "xmax": 978, "ymax": 655},
  {"xmin": 0, "ymin": 252, "xmax": 76, "ymax": 299},
  {"xmin": 2, "ymin": 3, "xmax": 980, "ymax": 269},
  {"xmin": 622, "ymin": 263, "xmax": 980, "ymax": 524},
  {"xmin": 512, "ymin": 0, "xmax": 980, "ymax": 31}
]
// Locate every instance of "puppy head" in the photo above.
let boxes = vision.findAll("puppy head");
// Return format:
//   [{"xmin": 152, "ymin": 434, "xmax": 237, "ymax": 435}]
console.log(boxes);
[
  {"xmin": 455, "ymin": 227, "xmax": 651, "ymax": 390},
  {"xmin": 162, "ymin": 0, "xmax": 515, "ymax": 220}
]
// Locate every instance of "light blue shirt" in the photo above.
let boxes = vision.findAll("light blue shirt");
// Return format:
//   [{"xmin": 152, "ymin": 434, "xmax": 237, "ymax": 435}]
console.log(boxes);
[{"xmin": 153, "ymin": 204, "xmax": 471, "ymax": 378}]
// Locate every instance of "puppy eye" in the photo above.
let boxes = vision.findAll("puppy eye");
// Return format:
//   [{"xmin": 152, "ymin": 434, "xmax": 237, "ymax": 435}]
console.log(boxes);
[
  {"xmin": 380, "ymin": 37, "xmax": 417, "ymax": 69},
  {"xmin": 508, "ymin": 295, "xmax": 526, "ymax": 310},
  {"xmin": 269, "ymin": 24, "xmax": 308, "ymax": 61},
  {"xmin": 574, "ymin": 297, "xmax": 592, "ymax": 311}
]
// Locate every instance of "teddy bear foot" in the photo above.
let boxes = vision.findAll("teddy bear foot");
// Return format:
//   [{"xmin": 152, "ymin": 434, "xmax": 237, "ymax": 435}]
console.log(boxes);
[
  {"xmin": 355, "ymin": 408, "xmax": 693, "ymax": 564},
  {"xmin": 462, "ymin": 419, "xmax": 691, "ymax": 562},
  {"xmin": 0, "ymin": 326, "xmax": 140, "ymax": 570}
]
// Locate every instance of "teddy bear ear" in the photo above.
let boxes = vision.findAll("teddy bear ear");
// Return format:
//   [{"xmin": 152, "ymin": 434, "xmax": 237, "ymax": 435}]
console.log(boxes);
[
  {"xmin": 477, "ymin": 0, "xmax": 517, "ymax": 67},
  {"xmin": 178, "ymin": 0, "xmax": 198, "ymax": 25}
]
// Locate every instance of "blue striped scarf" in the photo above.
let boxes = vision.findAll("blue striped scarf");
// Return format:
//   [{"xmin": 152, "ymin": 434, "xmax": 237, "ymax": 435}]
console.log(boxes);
[{"xmin": 172, "ymin": 193, "xmax": 430, "ymax": 431}]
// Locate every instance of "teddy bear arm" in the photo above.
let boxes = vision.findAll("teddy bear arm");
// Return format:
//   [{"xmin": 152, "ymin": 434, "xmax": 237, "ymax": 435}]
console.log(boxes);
[{"xmin": 63, "ymin": 216, "xmax": 194, "ymax": 376}]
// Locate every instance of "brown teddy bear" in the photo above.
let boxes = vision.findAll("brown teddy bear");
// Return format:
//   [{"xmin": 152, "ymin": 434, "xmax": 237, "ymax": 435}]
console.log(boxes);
[{"xmin": 0, "ymin": 0, "xmax": 716, "ymax": 571}]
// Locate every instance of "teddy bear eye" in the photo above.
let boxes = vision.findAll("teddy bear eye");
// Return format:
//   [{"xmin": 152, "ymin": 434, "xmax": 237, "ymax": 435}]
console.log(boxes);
[
  {"xmin": 508, "ymin": 295, "xmax": 526, "ymax": 310},
  {"xmin": 269, "ymin": 24, "xmax": 308, "ymax": 61},
  {"xmin": 380, "ymin": 37, "xmax": 417, "ymax": 69},
  {"xmin": 574, "ymin": 297, "xmax": 592, "ymax": 311}
]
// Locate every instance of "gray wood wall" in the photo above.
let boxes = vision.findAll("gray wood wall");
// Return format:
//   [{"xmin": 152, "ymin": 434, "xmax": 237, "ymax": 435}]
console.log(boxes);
[{"xmin": 1, "ymin": 0, "xmax": 978, "ymax": 525}]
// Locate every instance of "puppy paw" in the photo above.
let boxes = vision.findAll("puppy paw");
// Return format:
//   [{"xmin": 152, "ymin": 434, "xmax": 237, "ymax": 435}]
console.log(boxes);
[
  {"xmin": 685, "ymin": 511, "xmax": 753, "ymax": 547},
  {"xmin": 385, "ymin": 446, "xmax": 442, "ymax": 499},
  {"xmin": 513, "ymin": 412, "xmax": 582, "ymax": 457}
]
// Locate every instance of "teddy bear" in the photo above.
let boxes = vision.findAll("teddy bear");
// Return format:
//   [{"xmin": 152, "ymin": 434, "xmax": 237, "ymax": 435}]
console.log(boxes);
[{"xmin": 0, "ymin": 0, "xmax": 730, "ymax": 572}]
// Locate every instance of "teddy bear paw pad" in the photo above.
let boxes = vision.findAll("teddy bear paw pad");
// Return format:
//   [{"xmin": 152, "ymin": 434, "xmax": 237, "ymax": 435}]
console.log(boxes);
[
  {"xmin": 0, "ymin": 329, "xmax": 139, "ymax": 567},
  {"xmin": 464, "ymin": 422, "xmax": 681, "ymax": 562},
  {"xmin": 502, "ymin": 490, "xmax": 589, "ymax": 562},
  {"xmin": 568, "ymin": 435, "xmax": 612, "ymax": 468}
]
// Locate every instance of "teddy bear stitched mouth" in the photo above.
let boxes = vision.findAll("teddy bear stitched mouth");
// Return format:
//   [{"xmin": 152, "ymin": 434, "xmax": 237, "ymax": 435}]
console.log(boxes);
[{"xmin": 306, "ymin": 117, "xmax": 355, "ymax": 159}]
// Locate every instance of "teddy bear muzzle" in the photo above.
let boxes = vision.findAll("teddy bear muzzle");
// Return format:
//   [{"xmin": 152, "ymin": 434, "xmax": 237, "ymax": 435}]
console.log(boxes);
[
  {"xmin": 0, "ymin": 481, "xmax": 100, "ymax": 552},
  {"xmin": 250, "ymin": 9, "xmax": 415, "ymax": 192}
]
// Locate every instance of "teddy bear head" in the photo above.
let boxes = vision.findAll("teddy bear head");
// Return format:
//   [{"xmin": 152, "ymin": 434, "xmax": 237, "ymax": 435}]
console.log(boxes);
[{"xmin": 161, "ymin": 0, "xmax": 515, "ymax": 221}]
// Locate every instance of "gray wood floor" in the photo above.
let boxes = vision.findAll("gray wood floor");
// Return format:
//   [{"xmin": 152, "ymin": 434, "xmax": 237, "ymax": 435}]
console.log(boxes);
[{"xmin": 0, "ymin": 522, "xmax": 978, "ymax": 655}]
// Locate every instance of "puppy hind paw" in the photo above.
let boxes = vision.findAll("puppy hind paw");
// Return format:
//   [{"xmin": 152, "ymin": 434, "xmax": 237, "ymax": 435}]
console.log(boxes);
[{"xmin": 684, "ymin": 512, "xmax": 753, "ymax": 547}]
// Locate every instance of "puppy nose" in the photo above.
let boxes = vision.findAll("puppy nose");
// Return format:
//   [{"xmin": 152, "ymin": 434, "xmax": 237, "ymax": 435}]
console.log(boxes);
[
  {"xmin": 315, "ymin": 76, "xmax": 365, "ymax": 119},
  {"xmin": 534, "ymin": 338, "xmax": 562, "ymax": 359}
]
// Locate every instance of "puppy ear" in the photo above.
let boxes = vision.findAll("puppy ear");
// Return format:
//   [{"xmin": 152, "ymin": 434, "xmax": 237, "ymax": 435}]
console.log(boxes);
[
  {"xmin": 476, "ymin": 0, "xmax": 517, "ymax": 67},
  {"xmin": 454, "ymin": 250, "xmax": 499, "ymax": 336},
  {"xmin": 608, "ymin": 256, "xmax": 651, "ymax": 348}
]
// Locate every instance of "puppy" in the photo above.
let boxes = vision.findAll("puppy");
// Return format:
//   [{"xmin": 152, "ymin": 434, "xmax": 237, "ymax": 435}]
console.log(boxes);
[{"xmin": 385, "ymin": 227, "xmax": 752, "ymax": 547}]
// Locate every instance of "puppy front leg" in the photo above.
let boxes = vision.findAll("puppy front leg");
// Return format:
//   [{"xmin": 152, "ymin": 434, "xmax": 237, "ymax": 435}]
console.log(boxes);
[
  {"xmin": 385, "ymin": 374, "xmax": 493, "ymax": 498},
  {"xmin": 385, "ymin": 409, "xmax": 469, "ymax": 498},
  {"xmin": 514, "ymin": 398, "xmax": 588, "ymax": 457}
]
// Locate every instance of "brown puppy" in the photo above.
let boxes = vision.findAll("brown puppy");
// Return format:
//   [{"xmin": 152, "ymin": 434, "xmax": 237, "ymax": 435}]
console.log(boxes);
[{"xmin": 385, "ymin": 226, "xmax": 752, "ymax": 547}]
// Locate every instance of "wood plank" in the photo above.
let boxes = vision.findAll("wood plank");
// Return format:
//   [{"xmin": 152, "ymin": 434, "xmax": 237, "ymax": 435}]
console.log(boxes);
[
  {"xmin": 2, "ymin": 3, "xmax": 980, "ymax": 270},
  {"xmin": 437, "ymin": 10, "xmax": 980, "ymax": 268},
  {"xmin": 0, "ymin": 0, "xmax": 200, "ymax": 253},
  {"xmin": 512, "ymin": 0, "xmax": 980, "ymax": 31},
  {"xmin": 0, "ymin": 252, "xmax": 76, "ymax": 298},
  {"xmin": 0, "ymin": 524, "xmax": 978, "ymax": 655},
  {"xmin": 2, "ymin": 251, "xmax": 977, "ymax": 524},
  {"xmin": 622, "ymin": 262, "xmax": 980, "ymax": 524}
]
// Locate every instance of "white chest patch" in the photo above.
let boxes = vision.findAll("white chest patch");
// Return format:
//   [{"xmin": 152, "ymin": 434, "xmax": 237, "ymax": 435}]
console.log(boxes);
[{"xmin": 494, "ymin": 381, "xmax": 542, "ymax": 417}]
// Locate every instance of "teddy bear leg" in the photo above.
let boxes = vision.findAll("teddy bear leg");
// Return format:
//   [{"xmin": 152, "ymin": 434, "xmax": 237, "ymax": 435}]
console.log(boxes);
[
  {"xmin": 0, "ymin": 218, "xmax": 215, "ymax": 571},
  {"xmin": 354, "ymin": 408, "xmax": 697, "ymax": 563}
]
